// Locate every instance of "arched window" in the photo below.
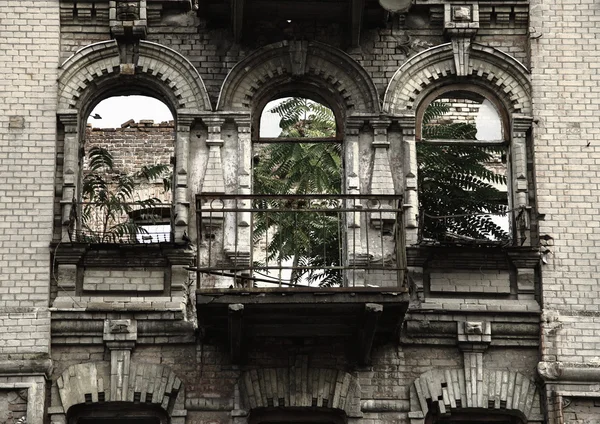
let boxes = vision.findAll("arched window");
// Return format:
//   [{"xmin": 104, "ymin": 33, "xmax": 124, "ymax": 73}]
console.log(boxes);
[
  {"xmin": 416, "ymin": 87, "xmax": 511, "ymax": 245},
  {"xmin": 252, "ymin": 96, "xmax": 343, "ymax": 287},
  {"xmin": 426, "ymin": 410, "xmax": 525, "ymax": 424},
  {"xmin": 67, "ymin": 402, "xmax": 169, "ymax": 424},
  {"xmin": 249, "ymin": 407, "xmax": 347, "ymax": 424},
  {"xmin": 76, "ymin": 95, "xmax": 174, "ymax": 244}
]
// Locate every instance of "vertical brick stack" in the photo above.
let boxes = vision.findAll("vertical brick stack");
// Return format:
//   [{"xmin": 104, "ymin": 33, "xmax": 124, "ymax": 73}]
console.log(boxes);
[
  {"xmin": 0, "ymin": 1, "xmax": 58, "ymax": 358},
  {"xmin": 531, "ymin": 0, "xmax": 600, "ymax": 355},
  {"xmin": 530, "ymin": 0, "xmax": 600, "ymax": 418}
]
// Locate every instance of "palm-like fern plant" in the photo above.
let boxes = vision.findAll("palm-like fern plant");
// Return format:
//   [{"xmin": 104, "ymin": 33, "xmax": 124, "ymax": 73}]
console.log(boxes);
[
  {"xmin": 418, "ymin": 101, "xmax": 509, "ymax": 242},
  {"xmin": 78, "ymin": 146, "xmax": 171, "ymax": 243}
]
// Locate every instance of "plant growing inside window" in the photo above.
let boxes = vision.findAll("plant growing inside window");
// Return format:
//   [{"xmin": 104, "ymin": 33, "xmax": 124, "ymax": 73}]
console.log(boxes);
[
  {"xmin": 77, "ymin": 146, "xmax": 171, "ymax": 243},
  {"xmin": 418, "ymin": 101, "xmax": 509, "ymax": 242},
  {"xmin": 253, "ymin": 98, "xmax": 342, "ymax": 287}
]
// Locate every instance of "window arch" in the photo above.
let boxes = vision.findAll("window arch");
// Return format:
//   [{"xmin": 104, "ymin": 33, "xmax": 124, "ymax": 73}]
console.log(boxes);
[
  {"xmin": 425, "ymin": 409, "xmax": 525, "ymax": 424},
  {"xmin": 415, "ymin": 86, "xmax": 512, "ymax": 244},
  {"xmin": 66, "ymin": 402, "xmax": 169, "ymax": 424},
  {"xmin": 252, "ymin": 94, "xmax": 343, "ymax": 286},
  {"xmin": 78, "ymin": 94, "xmax": 175, "ymax": 244},
  {"xmin": 383, "ymin": 43, "xmax": 533, "ymax": 246},
  {"xmin": 56, "ymin": 40, "xmax": 211, "ymax": 244},
  {"xmin": 249, "ymin": 407, "xmax": 347, "ymax": 424}
]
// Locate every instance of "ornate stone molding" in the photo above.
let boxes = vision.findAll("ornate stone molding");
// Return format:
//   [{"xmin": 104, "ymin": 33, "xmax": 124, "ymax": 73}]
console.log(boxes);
[
  {"xmin": 58, "ymin": 40, "xmax": 211, "ymax": 112},
  {"xmin": 383, "ymin": 43, "xmax": 532, "ymax": 116},
  {"xmin": 444, "ymin": 4, "xmax": 480, "ymax": 76},
  {"xmin": 216, "ymin": 41, "xmax": 380, "ymax": 113},
  {"xmin": 110, "ymin": 1, "xmax": 148, "ymax": 39}
]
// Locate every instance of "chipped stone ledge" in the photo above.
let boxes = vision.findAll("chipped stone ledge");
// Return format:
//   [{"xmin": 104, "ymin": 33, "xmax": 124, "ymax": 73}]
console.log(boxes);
[
  {"xmin": 538, "ymin": 361, "xmax": 600, "ymax": 382},
  {"xmin": 0, "ymin": 359, "xmax": 53, "ymax": 378}
]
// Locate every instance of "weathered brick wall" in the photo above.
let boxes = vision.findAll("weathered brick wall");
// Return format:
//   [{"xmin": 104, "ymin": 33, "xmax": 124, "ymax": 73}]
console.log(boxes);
[
  {"xmin": 563, "ymin": 398, "xmax": 600, "ymax": 423},
  {"xmin": 530, "ymin": 0, "xmax": 600, "ymax": 417},
  {"xmin": 0, "ymin": 388, "xmax": 28, "ymax": 424},
  {"xmin": 84, "ymin": 120, "xmax": 175, "ymax": 176},
  {"xmin": 82, "ymin": 268, "xmax": 165, "ymax": 292},
  {"xmin": 0, "ymin": 1, "xmax": 59, "ymax": 358},
  {"xmin": 530, "ymin": 0, "xmax": 600, "ymax": 364},
  {"xmin": 430, "ymin": 270, "xmax": 511, "ymax": 294}
]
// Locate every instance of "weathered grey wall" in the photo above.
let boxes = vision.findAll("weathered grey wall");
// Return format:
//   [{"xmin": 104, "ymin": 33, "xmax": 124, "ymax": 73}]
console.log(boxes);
[{"xmin": 5, "ymin": 0, "xmax": 599, "ymax": 422}]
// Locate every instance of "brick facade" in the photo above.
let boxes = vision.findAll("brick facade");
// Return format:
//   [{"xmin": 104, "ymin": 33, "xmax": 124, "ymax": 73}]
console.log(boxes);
[{"xmin": 0, "ymin": 0, "xmax": 597, "ymax": 423}]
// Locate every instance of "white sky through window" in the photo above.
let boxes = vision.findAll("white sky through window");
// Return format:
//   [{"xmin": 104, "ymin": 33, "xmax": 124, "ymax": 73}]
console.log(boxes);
[{"xmin": 87, "ymin": 96, "xmax": 172, "ymax": 128}]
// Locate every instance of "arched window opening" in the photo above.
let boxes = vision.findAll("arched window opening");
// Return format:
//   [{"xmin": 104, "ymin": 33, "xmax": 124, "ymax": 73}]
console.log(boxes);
[
  {"xmin": 425, "ymin": 409, "xmax": 525, "ymax": 424},
  {"xmin": 249, "ymin": 406, "xmax": 347, "ymax": 424},
  {"xmin": 417, "ymin": 90, "xmax": 511, "ymax": 245},
  {"xmin": 252, "ymin": 97, "xmax": 343, "ymax": 287},
  {"xmin": 77, "ymin": 95, "xmax": 174, "ymax": 244},
  {"xmin": 67, "ymin": 402, "xmax": 168, "ymax": 424}
]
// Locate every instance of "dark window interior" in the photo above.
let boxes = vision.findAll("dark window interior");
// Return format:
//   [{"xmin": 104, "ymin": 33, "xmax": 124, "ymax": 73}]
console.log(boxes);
[
  {"xmin": 249, "ymin": 407, "xmax": 347, "ymax": 424},
  {"xmin": 78, "ymin": 419, "xmax": 160, "ymax": 424}
]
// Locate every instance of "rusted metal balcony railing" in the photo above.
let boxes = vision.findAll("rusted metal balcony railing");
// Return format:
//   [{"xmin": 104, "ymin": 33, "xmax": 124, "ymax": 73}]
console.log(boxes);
[
  {"xmin": 196, "ymin": 194, "xmax": 405, "ymax": 288},
  {"xmin": 418, "ymin": 206, "xmax": 530, "ymax": 247},
  {"xmin": 71, "ymin": 202, "xmax": 173, "ymax": 244}
]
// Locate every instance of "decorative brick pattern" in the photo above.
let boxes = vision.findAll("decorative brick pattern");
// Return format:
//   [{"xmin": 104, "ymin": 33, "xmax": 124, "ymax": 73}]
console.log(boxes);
[
  {"xmin": 57, "ymin": 361, "xmax": 184, "ymax": 414},
  {"xmin": 410, "ymin": 368, "xmax": 541, "ymax": 421},
  {"xmin": 239, "ymin": 366, "xmax": 360, "ymax": 414}
]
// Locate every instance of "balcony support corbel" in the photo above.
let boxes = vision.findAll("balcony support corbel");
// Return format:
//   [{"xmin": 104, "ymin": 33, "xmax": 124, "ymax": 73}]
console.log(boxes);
[
  {"xmin": 358, "ymin": 303, "xmax": 383, "ymax": 365},
  {"xmin": 229, "ymin": 303, "xmax": 245, "ymax": 363}
]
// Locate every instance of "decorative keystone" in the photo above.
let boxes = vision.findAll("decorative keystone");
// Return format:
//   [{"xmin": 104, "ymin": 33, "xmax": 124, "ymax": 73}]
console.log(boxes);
[
  {"xmin": 103, "ymin": 319, "xmax": 137, "ymax": 342},
  {"xmin": 458, "ymin": 320, "xmax": 491, "ymax": 351},
  {"xmin": 109, "ymin": 1, "xmax": 147, "ymax": 39},
  {"xmin": 444, "ymin": 4, "xmax": 479, "ymax": 76}
]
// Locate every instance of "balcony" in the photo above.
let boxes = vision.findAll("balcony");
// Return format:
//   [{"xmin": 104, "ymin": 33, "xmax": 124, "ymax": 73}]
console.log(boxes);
[{"xmin": 194, "ymin": 193, "xmax": 410, "ymax": 364}]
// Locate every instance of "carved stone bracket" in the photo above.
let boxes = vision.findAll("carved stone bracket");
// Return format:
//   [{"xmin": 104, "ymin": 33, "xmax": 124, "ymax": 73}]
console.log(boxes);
[{"xmin": 444, "ymin": 4, "xmax": 479, "ymax": 76}]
